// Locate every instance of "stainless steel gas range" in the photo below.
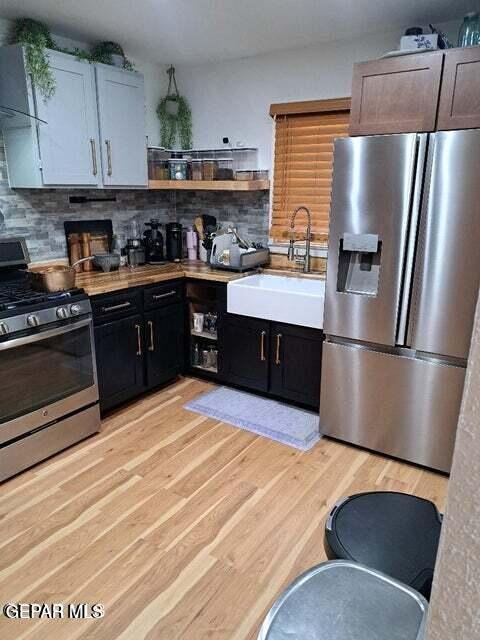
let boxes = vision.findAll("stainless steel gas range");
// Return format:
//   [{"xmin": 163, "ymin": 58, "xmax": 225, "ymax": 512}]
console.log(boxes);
[{"xmin": 0, "ymin": 237, "xmax": 100, "ymax": 482}]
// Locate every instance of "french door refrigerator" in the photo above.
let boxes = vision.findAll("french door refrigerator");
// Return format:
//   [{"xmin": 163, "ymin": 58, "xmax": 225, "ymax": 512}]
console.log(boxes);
[{"xmin": 320, "ymin": 130, "xmax": 480, "ymax": 473}]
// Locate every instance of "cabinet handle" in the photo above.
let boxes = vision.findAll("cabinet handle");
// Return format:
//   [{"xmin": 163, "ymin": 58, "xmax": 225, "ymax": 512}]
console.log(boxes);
[
  {"xmin": 101, "ymin": 301, "xmax": 131, "ymax": 313},
  {"xmin": 260, "ymin": 330, "xmax": 266, "ymax": 362},
  {"xmin": 152, "ymin": 291, "xmax": 176, "ymax": 300},
  {"xmin": 275, "ymin": 333, "xmax": 282, "ymax": 365},
  {"xmin": 105, "ymin": 139, "xmax": 112, "ymax": 176},
  {"xmin": 90, "ymin": 139, "xmax": 97, "ymax": 176},
  {"xmin": 147, "ymin": 320, "xmax": 154, "ymax": 351},
  {"xmin": 135, "ymin": 324, "xmax": 142, "ymax": 356}
]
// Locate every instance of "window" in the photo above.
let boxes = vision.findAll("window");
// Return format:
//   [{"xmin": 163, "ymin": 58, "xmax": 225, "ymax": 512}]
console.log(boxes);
[{"xmin": 269, "ymin": 98, "xmax": 350, "ymax": 245}]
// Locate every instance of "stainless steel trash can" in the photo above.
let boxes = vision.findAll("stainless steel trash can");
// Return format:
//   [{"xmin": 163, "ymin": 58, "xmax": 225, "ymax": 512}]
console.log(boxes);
[{"xmin": 258, "ymin": 560, "xmax": 428, "ymax": 640}]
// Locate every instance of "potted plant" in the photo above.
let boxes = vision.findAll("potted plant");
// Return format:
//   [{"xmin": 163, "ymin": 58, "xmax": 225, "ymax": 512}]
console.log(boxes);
[{"xmin": 156, "ymin": 66, "xmax": 192, "ymax": 149}]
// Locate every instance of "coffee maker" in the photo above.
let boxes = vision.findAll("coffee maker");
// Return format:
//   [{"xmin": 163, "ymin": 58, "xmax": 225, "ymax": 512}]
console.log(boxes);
[
  {"xmin": 143, "ymin": 219, "xmax": 164, "ymax": 264},
  {"xmin": 126, "ymin": 220, "xmax": 145, "ymax": 267},
  {"xmin": 166, "ymin": 222, "xmax": 183, "ymax": 262}
]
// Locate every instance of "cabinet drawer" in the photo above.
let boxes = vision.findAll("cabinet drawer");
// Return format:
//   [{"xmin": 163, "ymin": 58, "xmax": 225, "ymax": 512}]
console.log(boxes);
[
  {"xmin": 92, "ymin": 290, "xmax": 141, "ymax": 324},
  {"xmin": 144, "ymin": 281, "xmax": 183, "ymax": 310}
]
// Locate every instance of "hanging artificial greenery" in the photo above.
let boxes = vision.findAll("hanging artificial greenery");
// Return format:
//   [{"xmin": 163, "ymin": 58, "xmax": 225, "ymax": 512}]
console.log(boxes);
[
  {"xmin": 156, "ymin": 66, "xmax": 192, "ymax": 149},
  {"xmin": 11, "ymin": 18, "xmax": 57, "ymax": 100},
  {"xmin": 11, "ymin": 18, "xmax": 135, "ymax": 101},
  {"xmin": 62, "ymin": 42, "xmax": 134, "ymax": 70},
  {"xmin": 89, "ymin": 41, "xmax": 135, "ymax": 70}
]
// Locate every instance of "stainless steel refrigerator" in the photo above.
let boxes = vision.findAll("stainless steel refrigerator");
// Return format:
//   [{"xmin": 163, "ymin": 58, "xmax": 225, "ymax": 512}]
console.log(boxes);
[{"xmin": 320, "ymin": 130, "xmax": 480, "ymax": 473}]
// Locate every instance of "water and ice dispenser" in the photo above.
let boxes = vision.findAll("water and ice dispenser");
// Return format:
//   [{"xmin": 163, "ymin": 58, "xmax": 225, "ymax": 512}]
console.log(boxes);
[{"xmin": 336, "ymin": 233, "xmax": 381, "ymax": 296}]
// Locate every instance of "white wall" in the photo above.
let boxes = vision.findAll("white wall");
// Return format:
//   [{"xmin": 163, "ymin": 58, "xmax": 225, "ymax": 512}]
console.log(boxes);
[
  {"xmin": 178, "ymin": 21, "xmax": 460, "ymax": 169},
  {"xmin": 0, "ymin": 17, "xmax": 167, "ymax": 146},
  {"xmin": 0, "ymin": 15, "xmax": 461, "ymax": 159}
]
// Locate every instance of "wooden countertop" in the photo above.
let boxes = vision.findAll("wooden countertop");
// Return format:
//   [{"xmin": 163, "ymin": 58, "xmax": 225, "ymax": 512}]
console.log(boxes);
[{"xmin": 76, "ymin": 261, "xmax": 248, "ymax": 296}]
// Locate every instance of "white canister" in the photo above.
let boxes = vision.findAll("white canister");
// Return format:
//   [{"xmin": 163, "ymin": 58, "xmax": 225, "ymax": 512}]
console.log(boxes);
[
  {"xmin": 193, "ymin": 312, "xmax": 204, "ymax": 333},
  {"xmin": 186, "ymin": 227, "xmax": 198, "ymax": 260}
]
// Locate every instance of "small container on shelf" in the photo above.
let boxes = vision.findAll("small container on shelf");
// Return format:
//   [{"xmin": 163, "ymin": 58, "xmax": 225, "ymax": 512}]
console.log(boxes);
[
  {"xmin": 155, "ymin": 162, "xmax": 169, "ymax": 180},
  {"xmin": 208, "ymin": 346, "xmax": 218, "ymax": 370},
  {"xmin": 168, "ymin": 159, "xmax": 188, "ymax": 180},
  {"xmin": 201, "ymin": 349, "xmax": 210, "ymax": 368},
  {"xmin": 216, "ymin": 158, "xmax": 234, "ymax": 180},
  {"xmin": 235, "ymin": 170, "xmax": 254, "ymax": 181},
  {"xmin": 232, "ymin": 148, "xmax": 258, "ymax": 174},
  {"xmin": 190, "ymin": 159, "xmax": 203, "ymax": 180},
  {"xmin": 192, "ymin": 342, "xmax": 200, "ymax": 366},
  {"xmin": 148, "ymin": 147, "xmax": 170, "ymax": 180},
  {"xmin": 253, "ymin": 170, "xmax": 269, "ymax": 180},
  {"xmin": 202, "ymin": 159, "xmax": 218, "ymax": 181}
]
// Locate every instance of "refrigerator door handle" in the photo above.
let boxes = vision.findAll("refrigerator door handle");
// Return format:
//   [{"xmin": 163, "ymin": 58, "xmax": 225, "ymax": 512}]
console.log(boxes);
[{"xmin": 396, "ymin": 133, "xmax": 430, "ymax": 347}]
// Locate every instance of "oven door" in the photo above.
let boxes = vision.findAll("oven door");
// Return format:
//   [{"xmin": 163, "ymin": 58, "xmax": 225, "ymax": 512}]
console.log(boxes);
[{"xmin": 0, "ymin": 317, "xmax": 99, "ymax": 445}]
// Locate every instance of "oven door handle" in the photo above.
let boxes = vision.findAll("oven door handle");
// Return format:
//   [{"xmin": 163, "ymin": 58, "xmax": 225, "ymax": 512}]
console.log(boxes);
[{"xmin": 0, "ymin": 317, "xmax": 92, "ymax": 351}]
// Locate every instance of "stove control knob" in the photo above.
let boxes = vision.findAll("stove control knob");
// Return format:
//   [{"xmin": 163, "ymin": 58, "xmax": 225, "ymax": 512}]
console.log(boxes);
[
  {"xmin": 27, "ymin": 315, "xmax": 40, "ymax": 327},
  {"xmin": 70, "ymin": 304, "xmax": 82, "ymax": 316},
  {"xmin": 56, "ymin": 306, "xmax": 69, "ymax": 319},
  {"xmin": 0, "ymin": 322, "xmax": 9, "ymax": 336}
]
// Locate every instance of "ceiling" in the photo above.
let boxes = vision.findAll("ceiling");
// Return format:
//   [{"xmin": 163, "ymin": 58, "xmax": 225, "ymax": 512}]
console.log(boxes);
[{"xmin": 0, "ymin": 0, "xmax": 472, "ymax": 65}]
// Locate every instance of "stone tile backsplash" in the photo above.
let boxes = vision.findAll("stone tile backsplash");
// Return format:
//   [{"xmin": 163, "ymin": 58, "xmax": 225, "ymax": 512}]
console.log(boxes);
[
  {"xmin": 175, "ymin": 190, "xmax": 270, "ymax": 246},
  {"xmin": 0, "ymin": 135, "xmax": 270, "ymax": 263}
]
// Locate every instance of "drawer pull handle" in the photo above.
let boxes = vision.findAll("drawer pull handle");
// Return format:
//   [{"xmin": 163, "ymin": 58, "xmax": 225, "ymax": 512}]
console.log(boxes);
[
  {"xmin": 147, "ymin": 320, "xmax": 154, "ymax": 351},
  {"xmin": 260, "ymin": 330, "xmax": 266, "ymax": 362},
  {"xmin": 101, "ymin": 301, "xmax": 131, "ymax": 313},
  {"xmin": 152, "ymin": 291, "xmax": 176, "ymax": 300},
  {"xmin": 135, "ymin": 324, "xmax": 142, "ymax": 356},
  {"xmin": 275, "ymin": 333, "xmax": 282, "ymax": 365},
  {"xmin": 90, "ymin": 138, "xmax": 97, "ymax": 176},
  {"xmin": 105, "ymin": 139, "xmax": 112, "ymax": 176}
]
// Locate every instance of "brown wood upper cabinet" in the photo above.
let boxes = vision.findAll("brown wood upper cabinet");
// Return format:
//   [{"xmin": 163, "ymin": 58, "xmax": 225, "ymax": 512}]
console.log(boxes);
[
  {"xmin": 350, "ymin": 47, "xmax": 480, "ymax": 136},
  {"xmin": 349, "ymin": 52, "xmax": 444, "ymax": 135},
  {"xmin": 437, "ymin": 47, "xmax": 480, "ymax": 130}
]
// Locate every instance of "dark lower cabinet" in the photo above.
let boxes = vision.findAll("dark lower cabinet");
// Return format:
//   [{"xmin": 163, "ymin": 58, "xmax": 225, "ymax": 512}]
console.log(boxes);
[
  {"xmin": 93, "ymin": 280, "xmax": 323, "ymax": 413},
  {"xmin": 94, "ymin": 314, "xmax": 145, "ymax": 412},
  {"xmin": 92, "ymin": 280, "xmax": 184, "ymax": 412},
  {"xmin": 145, "ymin": 304, "xmax": 184, "ymax": 389},
  {"xmin": 269, "ymin": 322, "xmax": 323, "ymax": 407},
  {"xmin": 220, "ymin": 313, "xmax": 323, "ymax": 408},
  {"xmin": 219, "ymin": 314, "xmax": 270, "ymax": 392}
]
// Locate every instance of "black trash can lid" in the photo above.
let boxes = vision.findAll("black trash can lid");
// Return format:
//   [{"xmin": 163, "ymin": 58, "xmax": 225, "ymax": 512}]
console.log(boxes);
[{"xmin": 324, "ymin": 492, "xmax": 442, "ymax": 593}]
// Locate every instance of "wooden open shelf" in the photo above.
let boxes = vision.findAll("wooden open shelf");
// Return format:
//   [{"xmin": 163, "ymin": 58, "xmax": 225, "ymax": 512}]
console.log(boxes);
[
  {"xmin": 148, "ymin": 179, "xmax": 270, "ymax": 191},
  {"xmin": 191, "ymin": 329, "xmax": 218, "ymax": 341},
  {"xmin": 191, "ymin": 363, "xmax": 218, "ymax": 374}
]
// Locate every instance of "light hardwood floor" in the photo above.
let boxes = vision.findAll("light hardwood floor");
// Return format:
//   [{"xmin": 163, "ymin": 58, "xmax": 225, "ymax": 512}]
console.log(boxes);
[{"xmin": 0, "ymin": 377, "xmax": 448, "ymax": 640}]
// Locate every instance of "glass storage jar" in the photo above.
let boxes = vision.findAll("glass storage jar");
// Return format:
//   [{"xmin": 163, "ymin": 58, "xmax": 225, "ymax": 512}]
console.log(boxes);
[
  {"xmin": 190, "ymin": 159, "xmax": 203, "ymax": 180},
  {"xmin": 148, "ymin": 148, "xmax": 170, "ymax": 180},
  {"xmin": 458, "ymin": 12, "xmax": 480, "ymax": 47},
  {"xmin": 202, "ymin": 159, "xmax": 218, "ymax": 181},
  {"xmin": 168, "ymin": 159, "xmax": 188, "ymax": 180},
  {"xmin": 216, "ymin": 158, "xmax": 234, "ymax": 180}
]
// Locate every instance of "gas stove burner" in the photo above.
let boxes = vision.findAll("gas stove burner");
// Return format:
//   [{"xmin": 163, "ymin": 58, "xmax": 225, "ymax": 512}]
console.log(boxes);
[
  {"xmin": 0, "ymin": 281, "xmax": 85, "ymax": 312},
  {"xmin": 46, "ymin": 288, "xmax": 84, "ymax": 301}
]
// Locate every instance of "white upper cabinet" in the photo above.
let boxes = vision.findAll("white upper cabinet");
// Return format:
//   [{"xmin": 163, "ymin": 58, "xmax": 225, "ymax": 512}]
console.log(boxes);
[
  {"xmin": 95, "ymin": 65, "xmax": 148, "ymax": 187},
  {"xmin": 0, "ymin": 45, "xmax": 148, "ymax": 188},
  {"xmin": 35, "ymin": 51, "xmax": 100, "ymax": 186}
]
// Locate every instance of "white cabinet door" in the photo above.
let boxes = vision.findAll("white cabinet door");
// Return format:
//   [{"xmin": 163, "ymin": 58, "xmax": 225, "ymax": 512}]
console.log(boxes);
[
  {"xmin": 95, "ymin": 65, "xmax": 148, "ymax": 187},
  {"xmin": 35, "ymin": 51, "xmax": 100, "ymax": 186}
]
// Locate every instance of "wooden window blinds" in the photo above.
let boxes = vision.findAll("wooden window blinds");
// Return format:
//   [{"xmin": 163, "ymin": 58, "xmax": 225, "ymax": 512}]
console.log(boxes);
[{"xmin": 270, "ymin": 98, "xmax": 350, "ymax": 244}]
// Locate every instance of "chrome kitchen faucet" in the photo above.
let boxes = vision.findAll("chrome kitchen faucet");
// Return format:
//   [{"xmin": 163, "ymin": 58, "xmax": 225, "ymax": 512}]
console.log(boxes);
[{"xmin": 287, "ymin": 206, "xmax": 312, "ymax": 273}]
